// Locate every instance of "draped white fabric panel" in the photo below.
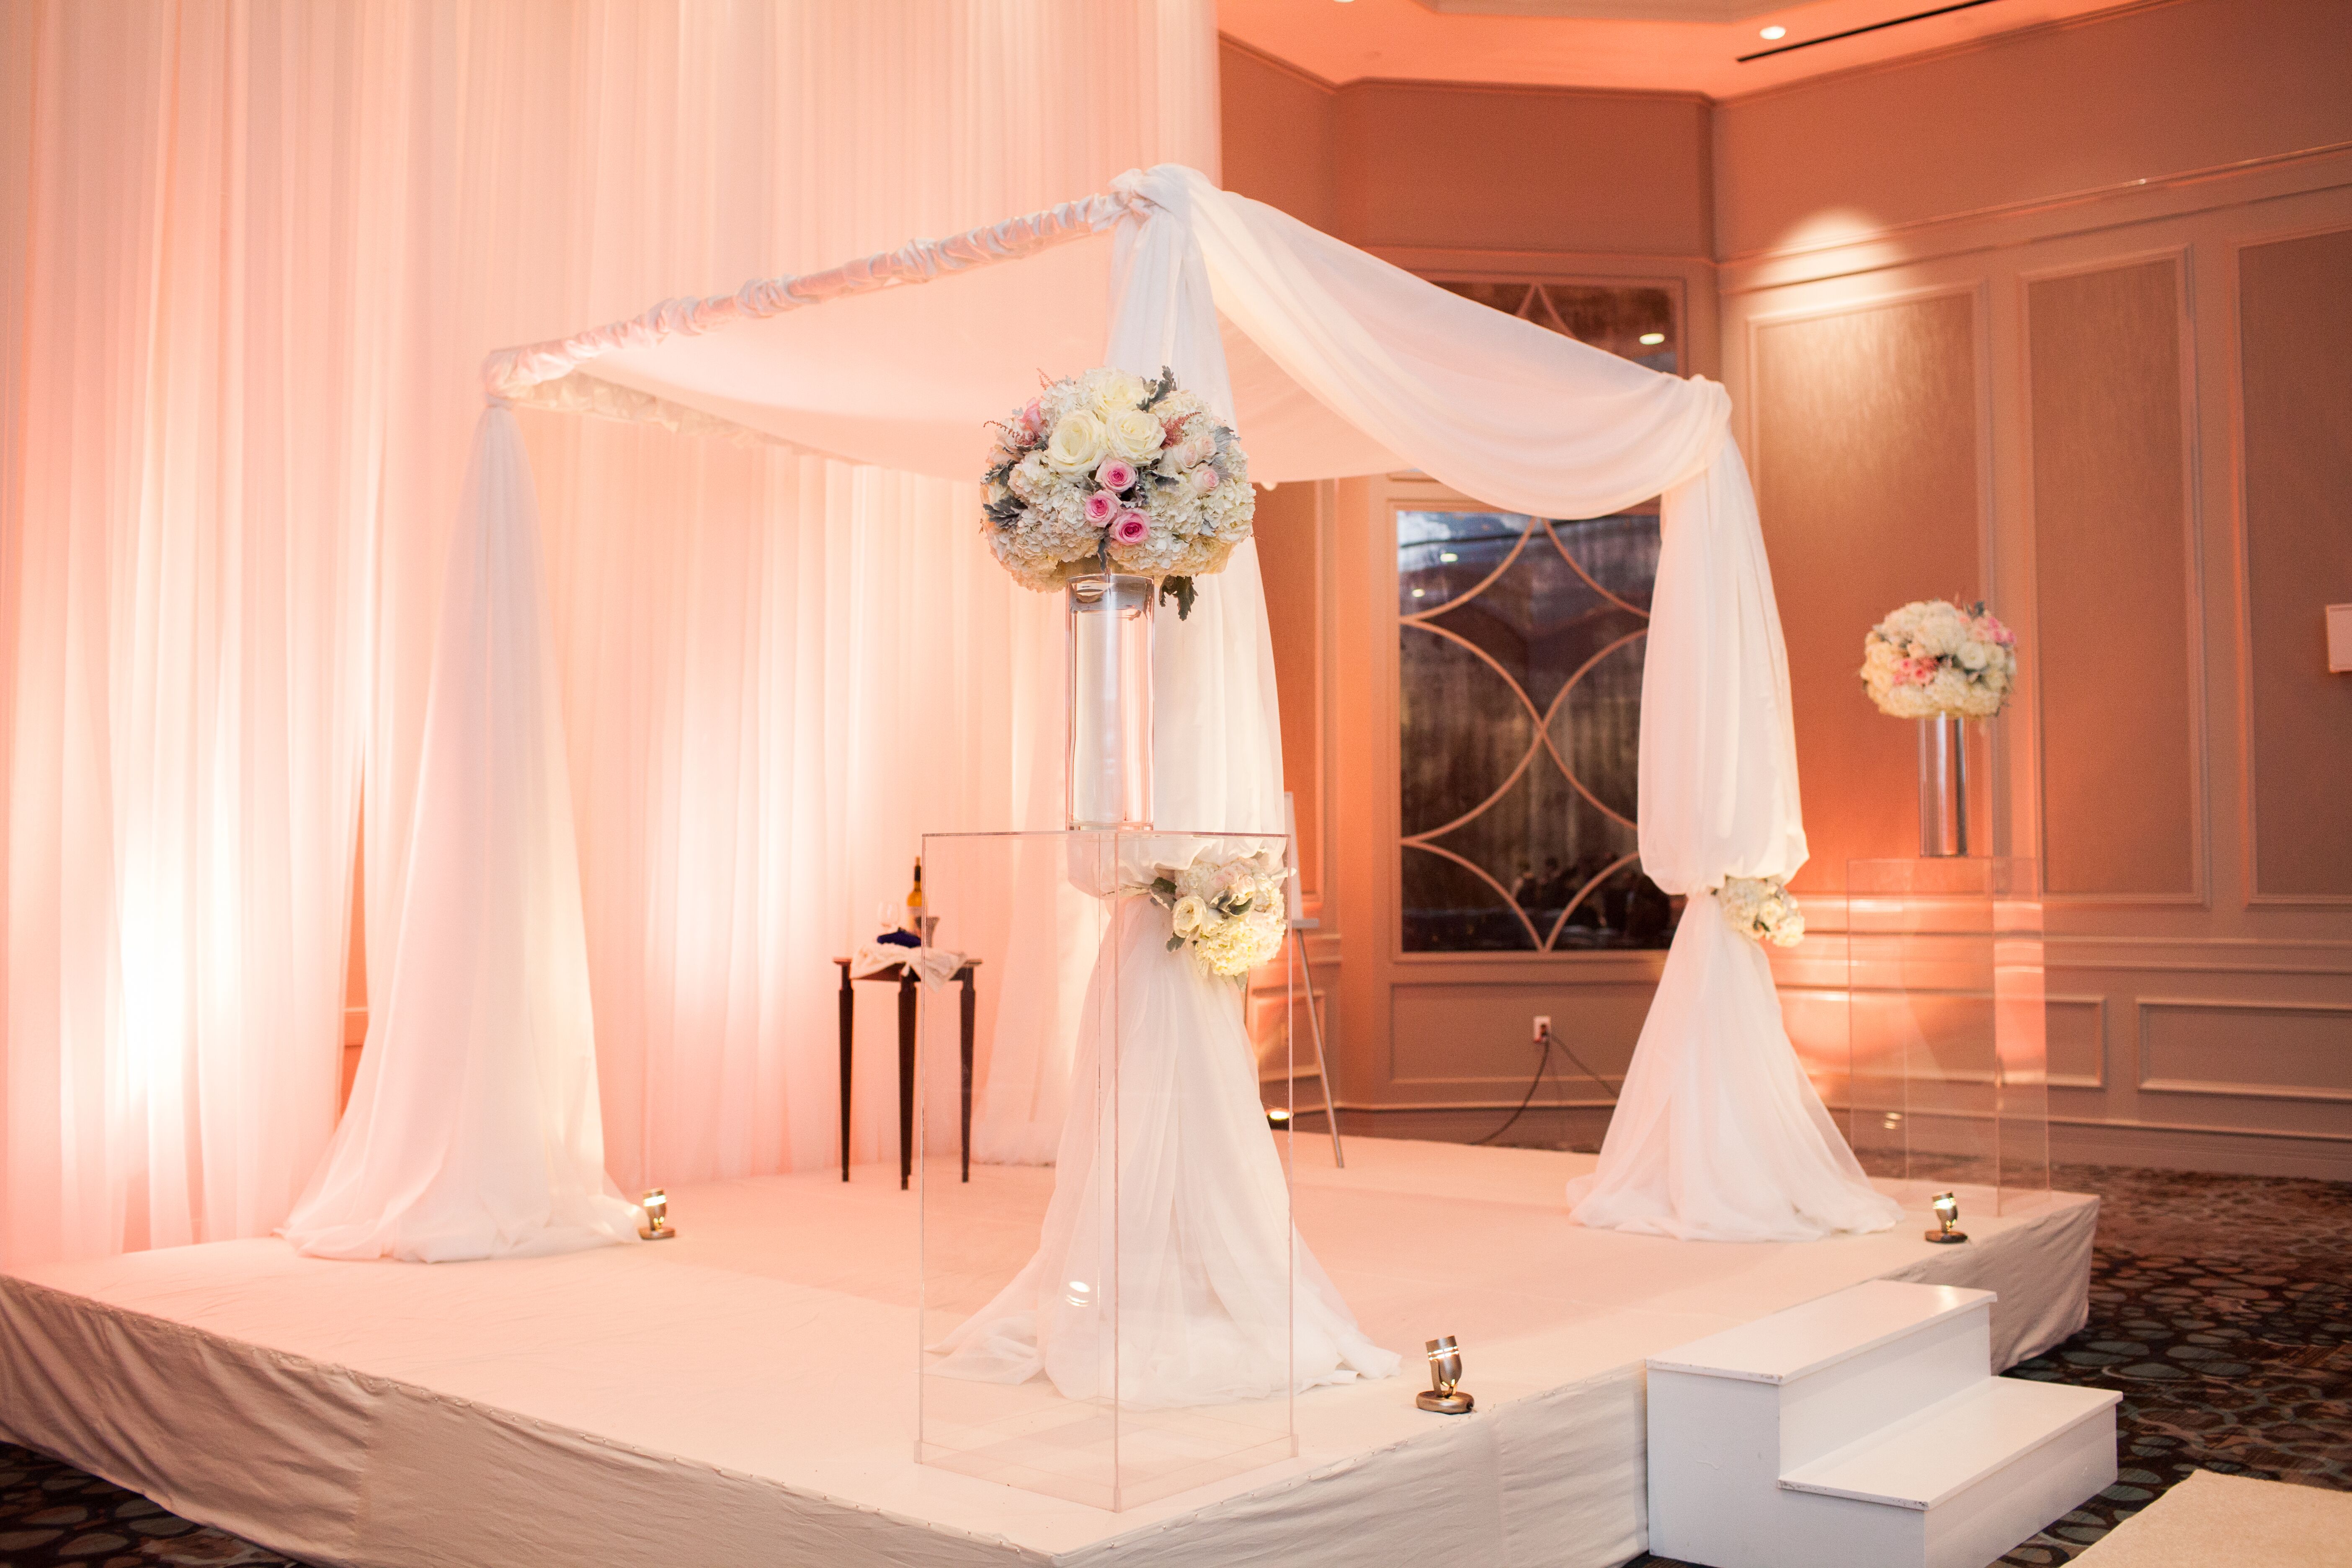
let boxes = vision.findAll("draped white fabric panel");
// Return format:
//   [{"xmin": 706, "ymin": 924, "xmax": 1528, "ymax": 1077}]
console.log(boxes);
[
  {"xmin": 284, "ymin": 410, "xmax": 640, "ymax": 1259},
  {"xmin": 0, "ymin": 0, "xmax": 1219, "ymax": 1269}
]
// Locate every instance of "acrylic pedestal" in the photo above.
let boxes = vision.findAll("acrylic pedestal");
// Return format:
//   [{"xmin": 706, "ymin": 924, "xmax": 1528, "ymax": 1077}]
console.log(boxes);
[
  {"xmin": 914, "ymin": 828, "xmax": 1296, "ymax": 1512},
  {"xmin": 1846, "ymin": 857, "xmax": 2049, "ymax": 1215}
]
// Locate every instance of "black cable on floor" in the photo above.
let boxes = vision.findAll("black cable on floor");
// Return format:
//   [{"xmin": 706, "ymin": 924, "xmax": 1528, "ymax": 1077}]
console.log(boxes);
[{"xmin": 1475, "ymin": 1022, "xmax": 1616, "ymax": 1146}]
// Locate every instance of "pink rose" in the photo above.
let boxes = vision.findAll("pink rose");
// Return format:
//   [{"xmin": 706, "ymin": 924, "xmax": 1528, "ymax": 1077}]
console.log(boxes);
[
  {"xmin": 1189, "ymin": 465, "xmax": 1219, "ymax": 495},
  {"xmin": 1017, "ymin": 398, "xmax": 1044, "ymax": 437},
  {"xmin": 1082, "ymin": 490, "xmax": 1117, "ymax": 526},
  {"xmin": 1111, "ymin": 510, "xmax": 1150, "ymax": 546},
  {"xmin": 1097, "ymin": 458, "xmax": 1137, "ymax": 492}
]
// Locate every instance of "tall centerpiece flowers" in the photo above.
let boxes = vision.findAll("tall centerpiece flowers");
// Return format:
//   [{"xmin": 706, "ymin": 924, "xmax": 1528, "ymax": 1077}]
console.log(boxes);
[
  {"xmin": 1860, "ymin": 599, "xmax": 2019, "ymax": 857},
  {"xmin": 1860, "ymin": 600, "xmax": 2017, "ymax": 720},
  {"xmin": 980, "ymin": 366, "xmax": 1255, "ymax": 619},
  {"xmin": 983, "ymin": 367, "xmax": 1257, "ymax": 832}
]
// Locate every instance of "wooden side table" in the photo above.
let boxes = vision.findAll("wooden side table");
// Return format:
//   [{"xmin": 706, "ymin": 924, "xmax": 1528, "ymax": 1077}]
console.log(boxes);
[{"xmin": 833, "ymin": 956, "xmax": 979, "ymax": 1190}]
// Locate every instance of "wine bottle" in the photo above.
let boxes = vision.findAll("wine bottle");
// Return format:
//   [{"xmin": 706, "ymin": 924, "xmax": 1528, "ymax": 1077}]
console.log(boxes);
[{"xmin": 905, "ymin": 858, "xmax": 924, "ymax": 936}]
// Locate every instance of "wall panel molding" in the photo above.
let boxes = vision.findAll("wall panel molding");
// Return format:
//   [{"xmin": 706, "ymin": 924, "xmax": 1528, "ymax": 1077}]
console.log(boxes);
[
  {"xmin": 2024, "ymin": 250, "xmax": 2207, "ymax": 902},
  {"xmin": 1720, "ymin": 149, "xmax": 2352, "ymax": 297},
  {"xmin": 2046, "ymin": 992, "xmax": 2107, "ymax": 1090},
  {"xmin": 1747, "ymin": 283, "xmax": 1988, "ymax": 892},
  {"xmin": 2230, "ymin": 222, "xmax": 2352, "ymax": 904},
  {"xmin": 2045, "ymin": 934, "xmax": 2352, "ymax": 975},
  {"xmin": 2136, "ymin": 997, "xmax": 2352, "ymax": 1103}
]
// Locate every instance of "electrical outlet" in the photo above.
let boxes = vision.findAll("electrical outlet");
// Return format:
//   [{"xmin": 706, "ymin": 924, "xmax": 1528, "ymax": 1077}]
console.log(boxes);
[{"xmin": 1532, "ymin": 1014, "xmax": 1551, "ymax": 1042}]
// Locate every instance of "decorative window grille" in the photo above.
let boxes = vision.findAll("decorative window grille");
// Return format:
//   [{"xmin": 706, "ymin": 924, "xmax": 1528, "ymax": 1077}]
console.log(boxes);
[{"xmin": 1398, "ymin": 281, "xmax": 1682, "ymax": 954}]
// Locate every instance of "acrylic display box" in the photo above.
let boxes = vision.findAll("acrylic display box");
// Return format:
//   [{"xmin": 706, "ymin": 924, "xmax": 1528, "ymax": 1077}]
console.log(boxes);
[
  {"xmin": 915, "ymin": 828, "xmax": 1298, "ymax": 1511},
  {"xmin": 1845, "ymin": 857, "xmax": 2050, "ymax": 1215}
]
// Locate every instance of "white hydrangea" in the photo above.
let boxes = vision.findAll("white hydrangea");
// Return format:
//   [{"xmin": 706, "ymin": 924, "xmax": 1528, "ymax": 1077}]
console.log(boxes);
[
  {"xmin": 1719, "ymin": 875, "xmax": 1803, "ymax": 947},
  {"xmin": 1859, "ymin": 599, "xmax": 2017, "ymax": 720}
]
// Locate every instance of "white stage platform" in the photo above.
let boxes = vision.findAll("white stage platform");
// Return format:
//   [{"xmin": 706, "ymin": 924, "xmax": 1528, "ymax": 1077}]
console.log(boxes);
[{"xmin": 0, "ymin": 1139, "xmax": 2095, "ymax": 1568}]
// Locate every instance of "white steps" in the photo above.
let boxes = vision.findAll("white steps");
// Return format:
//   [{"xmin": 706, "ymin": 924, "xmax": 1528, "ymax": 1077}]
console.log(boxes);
[{"xmin": 1646, "ymin": 1281, "xmax": 2117, "ymax": 1568}]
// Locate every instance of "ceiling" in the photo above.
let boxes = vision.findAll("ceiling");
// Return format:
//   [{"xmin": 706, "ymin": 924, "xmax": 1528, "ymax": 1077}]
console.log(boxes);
[{"xmin": 1216, "ymin": 0, "xmax": 2147, "ymax": 98}]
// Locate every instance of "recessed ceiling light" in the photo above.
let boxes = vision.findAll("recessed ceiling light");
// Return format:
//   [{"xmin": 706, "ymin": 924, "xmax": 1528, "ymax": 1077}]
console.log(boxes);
[
  {"xmin": 1759, "ymin": 23, "xmax": 1787, "ymax": 39},
  {"xmin": 1411, "ymin": 587, "xmax": 1427, "ymax": 598},
  {"xmin": 1440, "ymin": 551, "xmax": 1459, "ymax": 562},
  {"xmin": 1639, "ymin": 332, "xmax": 1666, "ymax": 346}
]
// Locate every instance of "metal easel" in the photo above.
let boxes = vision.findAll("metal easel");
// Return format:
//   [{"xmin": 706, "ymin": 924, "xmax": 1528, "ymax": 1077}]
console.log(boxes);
[{"xmin": 1283, "ymin": 793, "xmax": 1344, "ymax": 1168}]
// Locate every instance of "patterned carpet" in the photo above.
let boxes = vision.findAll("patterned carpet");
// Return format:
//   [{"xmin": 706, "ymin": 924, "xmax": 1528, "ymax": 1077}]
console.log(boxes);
[{"xmin": 3, "ymin": 1165, "xmax": 2346, "ymax": 1568}]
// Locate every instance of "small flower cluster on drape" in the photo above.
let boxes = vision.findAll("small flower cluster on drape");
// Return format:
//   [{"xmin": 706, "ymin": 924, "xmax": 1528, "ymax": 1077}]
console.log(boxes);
[
  {"xmin": 1718, "ymin": 875, "xmax": 1804, "ymax": 948},
  {"xmin": 1145, "ymin": 846, "xmax": 1289, "ymax": 980}
]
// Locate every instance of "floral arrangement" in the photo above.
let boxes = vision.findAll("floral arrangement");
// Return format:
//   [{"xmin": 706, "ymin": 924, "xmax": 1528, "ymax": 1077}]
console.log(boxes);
[
  {"xmin": 1145, "ymin": 847, "xmax": 1289, "ymax": 980},
  {"xmin": 981, "ymin": 366, "xmax": 1253, "ymax": 617},
  {"xmin": 1718, "ymin": 876, "xmax": 1804, "ymax": 948},
  {"xmin": 1859, "ymin": 599, "xmax": 2018, "ymax": 720}
]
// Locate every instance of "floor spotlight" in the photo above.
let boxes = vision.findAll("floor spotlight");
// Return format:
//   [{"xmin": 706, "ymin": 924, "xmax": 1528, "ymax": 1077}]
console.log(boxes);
[
  {"xmin": 639, "ymin": 1188, "xmax": 678, "ymax": 1241},
  {"xmin": 1417, "ymin": 1336, "xmax": 1475, "ymax": 1414},
  {"xmin": 1925, "ymin": 1191, "xmax": 1967, "ymax": 1245}
]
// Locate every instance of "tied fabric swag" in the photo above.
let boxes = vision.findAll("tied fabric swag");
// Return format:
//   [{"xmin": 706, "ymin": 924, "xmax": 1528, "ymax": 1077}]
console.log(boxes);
[{"xmin": 297, "ymin": 165, "xmax": 1890, "ymax": 1293}]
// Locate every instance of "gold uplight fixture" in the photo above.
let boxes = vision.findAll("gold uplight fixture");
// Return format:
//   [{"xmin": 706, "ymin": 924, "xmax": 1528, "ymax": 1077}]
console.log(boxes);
[
  {"xmin": 1926, "ymin": 1191, "xmax": 1967, "ymax": 1246},
  {"xmin": 1417, "ymin": 1336, "xmax": 1475, "ymax": 1414},
  {"xmin": 1266, "ymin": 1106, "xmax": 1292, "ymax": 1130},
  {"xmin": 639, "ymin": 1188, "xmax": 677, "ymax": 1241}
]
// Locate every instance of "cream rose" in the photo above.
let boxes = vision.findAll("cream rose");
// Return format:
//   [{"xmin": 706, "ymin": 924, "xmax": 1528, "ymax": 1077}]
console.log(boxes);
[
  {"xmin": 1171, "ymin": 895, "xmax": 1210, "ymax": 937},
  {"xmin": 1045, "ymin": 411, "xmax": 1108, "ymax": 473},
  {"xmin": 1086, "ymin": 370, "xmax": 1148, "ymax": 418},
  {"xmin": 1105, "ymin": 407, "xmax": 1166, "ymax": 462}
]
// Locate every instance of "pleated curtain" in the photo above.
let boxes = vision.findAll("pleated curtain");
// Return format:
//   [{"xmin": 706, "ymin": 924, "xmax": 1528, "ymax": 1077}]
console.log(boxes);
[{"xmin": 0, "ymin": 0, "xmax": 1219, "ymax": 1270}]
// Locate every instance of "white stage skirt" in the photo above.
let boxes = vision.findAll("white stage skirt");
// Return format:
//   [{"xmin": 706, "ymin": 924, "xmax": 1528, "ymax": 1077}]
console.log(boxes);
[{"xmin": 0, "ymin": 1139, "xmax": 2095, "ymax": 1568}]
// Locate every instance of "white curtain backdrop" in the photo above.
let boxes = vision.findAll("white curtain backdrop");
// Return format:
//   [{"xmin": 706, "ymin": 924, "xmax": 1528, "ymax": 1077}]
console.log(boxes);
[
  {"xmin": 0, "ymin": 3, "xmax": 373, "ymax": 1268},
  {"xmin": 0, "ymin": 0, "xmax": 1218, "ymax": 1270}
]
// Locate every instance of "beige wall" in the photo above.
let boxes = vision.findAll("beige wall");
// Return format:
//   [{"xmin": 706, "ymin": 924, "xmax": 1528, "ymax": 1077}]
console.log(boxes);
[
  {"xmin": 1722, "ymin": 0, "xmax": 2352, "ymax": 1179},
  {"xmin": 1713, "ymin": 0, "xmax": 2352, "ymax": 262},
  {"xmin": 1225, "ymin": 0, "xmax": 2352, "ymax": 1176},
  {"xmin": 1222, "ymin": 37, "xmax": 1712, "ymax": 260}
]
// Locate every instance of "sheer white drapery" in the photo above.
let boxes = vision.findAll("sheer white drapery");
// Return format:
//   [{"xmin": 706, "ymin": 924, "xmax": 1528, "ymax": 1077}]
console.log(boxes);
[
  {"xmin": 284, "ymin": 409, "xmax": 640, "ymax": 1259},
  {"xmin": 493, "ymin": 163, "xmax": 1889, "ymax": 1243},
  {"xmin": 931, "ymin": 890, "xmax": 1397, "ymax": 1406},
  {"xmin": 0, "ymin": 3, "xmax": 371, "ymax": 1269},
  {"xmin": 0, "ymin": 0, "xmax": 1220, "ymax": 1269}
]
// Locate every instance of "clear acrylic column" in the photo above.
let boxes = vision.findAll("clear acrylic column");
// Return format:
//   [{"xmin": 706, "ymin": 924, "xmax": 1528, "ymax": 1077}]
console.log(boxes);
[
  {"xmin": 915, "ymin": 828, "xmax": 1295, "ymax": 1511},
  {"xmin": 1847, "ymin": 856, "xmax": 2050, "ymax": 1213}
]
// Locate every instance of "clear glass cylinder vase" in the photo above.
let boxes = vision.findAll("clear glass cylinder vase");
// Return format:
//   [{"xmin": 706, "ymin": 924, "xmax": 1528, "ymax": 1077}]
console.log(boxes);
[
  {"xmin": 1066, "ymin": 574, "xmax": 1153, "ymax": 830},
  {"xmin": 1917, "ymin": 714, "xmax": 1968, "ymax": 858}
]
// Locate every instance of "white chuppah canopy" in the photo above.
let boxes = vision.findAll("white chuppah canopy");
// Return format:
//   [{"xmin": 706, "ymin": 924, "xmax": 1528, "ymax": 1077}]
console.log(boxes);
[{"xmin": 285, "ymin": 166, "xmax": 1895, "ymax": 1283}]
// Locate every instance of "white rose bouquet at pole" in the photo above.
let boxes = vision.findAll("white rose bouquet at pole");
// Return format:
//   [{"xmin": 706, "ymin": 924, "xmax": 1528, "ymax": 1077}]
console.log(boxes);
[{"xmin": 1144, "ymin": 847, "xmax": 1289, "ymax": 981}]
